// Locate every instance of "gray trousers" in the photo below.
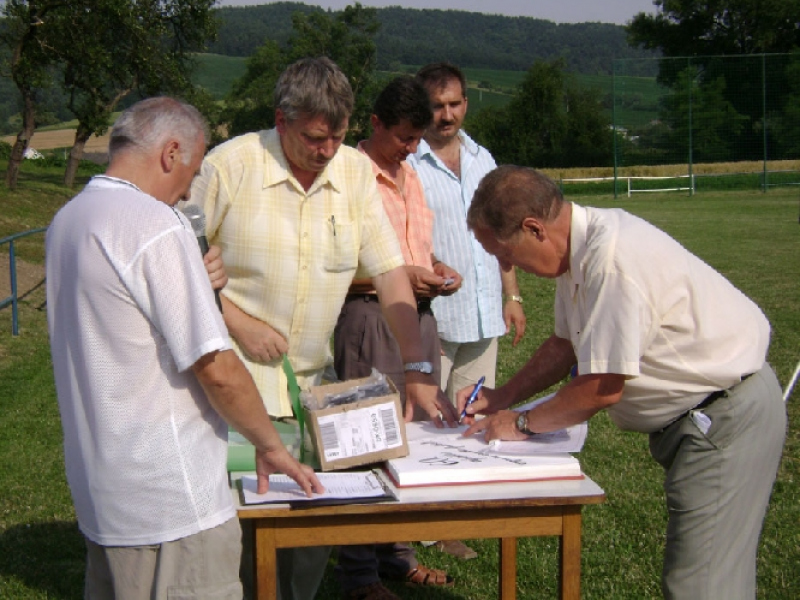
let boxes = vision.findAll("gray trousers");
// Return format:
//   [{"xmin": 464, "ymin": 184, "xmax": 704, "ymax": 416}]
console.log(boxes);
[
  {"xmin": 649, "ymin": 364, "xmax": 786, "ymax": 600},
  {"xmin": 85, "ymin": 517, "xmax": 243, "ymax": 600},
  {"xmin": 332, "ymin": 295, "xmax": 440, "ymax": 591}
]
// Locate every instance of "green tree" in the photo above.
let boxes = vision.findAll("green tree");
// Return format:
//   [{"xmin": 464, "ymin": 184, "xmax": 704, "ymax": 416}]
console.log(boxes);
[
  {"xmin": 57, "ymin": 0, "xmax": 217, "ymax": 187},
  {"xmin": 770, "ymin": 54, "xmax": 800, "ymax": 158},
  {"xmin": 1, "ymin": 1, "xmax": 218, "ymax": 189},
  {"xmin": 223, "ymin": 39, "xmax": 287, "ymax": 138},
  {"xmin": 223, "ymin": 2, "xmax": 382, "ymax": 142},
  {"xmin": 657, "ymin": 66, "xmax": 747, "ymax": 163},
  {"xmin": 627, "ymin": 0, "xmax": 800, "ymax": 57},
  {"xmin": 0, "ymin": 0, "xmax": 63, "ymax": 190},
  {"xmin": 471, "ymin": 60, "xmax": 612, "ymax": 168},
  {"xmin": 627, "ymin": 2, "xmax": 800, "ymax": 164}
]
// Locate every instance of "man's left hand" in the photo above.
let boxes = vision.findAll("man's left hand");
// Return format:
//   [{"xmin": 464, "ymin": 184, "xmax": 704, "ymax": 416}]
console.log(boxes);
[
  {"xmin": 404, "ymin": 371, "xmax": 459, "ymax": 427},
  {"xmin": 503, "ymin": 299, "xmax": 526, "ymax": 346},
  {"xmin": 254, "ymin": 446, "xmax": 324, "ymax": 497},
  {"xmin": 463, "ymin": 409, "xmax": 530, "ymax": 442},
  {"xmin": 432, "ymin": 261, "xmax": 462, "ymax": 296},
  {"xmin": 204, "ymin": 244, "xmax": 228, "ymax": 291}
]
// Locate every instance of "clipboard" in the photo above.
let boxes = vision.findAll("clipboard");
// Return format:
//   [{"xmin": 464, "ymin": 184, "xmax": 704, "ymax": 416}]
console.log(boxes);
[{"xmin": 237, "ymin": 470, "xmax": 397, "ymax": 508}]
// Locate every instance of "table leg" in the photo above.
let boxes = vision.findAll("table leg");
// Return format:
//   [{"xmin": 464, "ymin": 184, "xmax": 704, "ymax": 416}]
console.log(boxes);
[
  {"xmin": 253, "ymin": 520, "xmax": 278, "ymax": 600},
  {"xmin": 559, "ymin": 506, "xmax": 582, "ymax": 600},
  {"xmin": 499, "ymin": 537, "xmax": 517, "ymax": 600}
]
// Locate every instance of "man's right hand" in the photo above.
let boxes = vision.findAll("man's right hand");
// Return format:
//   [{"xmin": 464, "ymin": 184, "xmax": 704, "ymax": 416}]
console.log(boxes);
[
  {"xmin": 404, "ymin": 265, "xmax": 450, "ymax": 298},
  {"xmin": 238, "ymin": 319, "xmax": 288, "ymax": 363},
  {"xmin": 254, "ymin": 446, "xmax": 324, "ymax": 497},
  {"xmin": 221, "ymin": 297, "xmax": 288, "ymax": 363},
  {"xmin": 456, "ymin": 382, "xmax": 503, "ymax": 424}
]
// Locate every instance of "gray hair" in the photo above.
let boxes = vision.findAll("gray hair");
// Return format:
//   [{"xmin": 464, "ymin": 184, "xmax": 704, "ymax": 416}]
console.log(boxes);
[
  {"xmin": 108, "ymin": 97, "xmax": 208, "ymax": 164},
  {"xmin": 469, "ymin": 166, "xmax": 564, "ymax": 240},
  {"xmin": 274, "ymin": 57, "xmax": 354, "ymax": 128}
]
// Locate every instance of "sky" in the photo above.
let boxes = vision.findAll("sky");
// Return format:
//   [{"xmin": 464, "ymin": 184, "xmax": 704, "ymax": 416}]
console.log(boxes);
[{"xmin": 216, "ymin": 0, "xmax": 658, "ymax": 25}]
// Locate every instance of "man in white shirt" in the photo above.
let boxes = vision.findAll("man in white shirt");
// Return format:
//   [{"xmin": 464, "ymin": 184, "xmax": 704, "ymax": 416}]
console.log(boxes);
[
  {"xmin": 460, "ymin": 165, "xmax": 786, "ymax": 600},
  {"xmin": 46, "ymin": 97, "xmax": 321, "ymax": 599}
]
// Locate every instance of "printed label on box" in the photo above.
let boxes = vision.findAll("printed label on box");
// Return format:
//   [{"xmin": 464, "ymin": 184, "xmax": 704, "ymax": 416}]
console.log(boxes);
[{"xmin": 316, "ymin": 400, "xmax": 403, "ymax": 461}]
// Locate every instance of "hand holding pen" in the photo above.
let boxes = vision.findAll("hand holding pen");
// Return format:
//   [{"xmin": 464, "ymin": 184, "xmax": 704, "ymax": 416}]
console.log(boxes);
[{"xmin": 459, "ymin": 375, "xmax": 485, "ymax": 422}]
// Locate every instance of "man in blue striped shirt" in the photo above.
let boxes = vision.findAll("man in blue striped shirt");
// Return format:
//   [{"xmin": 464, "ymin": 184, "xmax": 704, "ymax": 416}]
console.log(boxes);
[{"xmin": 409, "ymin": 62, "xmax": 527, "ymax": 408}]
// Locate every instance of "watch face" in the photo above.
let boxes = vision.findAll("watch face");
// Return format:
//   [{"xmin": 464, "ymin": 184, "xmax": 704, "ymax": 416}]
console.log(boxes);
[
  {"xmin": 517, "ymin": 412, "xmax": 530, "ymax": 435},
  {"xmin": 405, "ymin": 361, "xmax": 433, "ymax": 374}
]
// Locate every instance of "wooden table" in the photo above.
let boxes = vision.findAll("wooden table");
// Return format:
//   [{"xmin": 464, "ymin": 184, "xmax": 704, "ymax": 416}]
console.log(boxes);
[{"xmin": 235, "ymin": 473, "xmax": 604, "ymax": 600}]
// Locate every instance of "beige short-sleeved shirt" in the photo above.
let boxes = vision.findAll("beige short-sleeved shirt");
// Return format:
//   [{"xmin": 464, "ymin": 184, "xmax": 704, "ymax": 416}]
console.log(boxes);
[
  {"xmin": 555, "ymin": 204, "xmax": 770, "ymax": 432},
  {"xmin": 188, "ymin": 130, "xmax": 404, "ymax": 417}
]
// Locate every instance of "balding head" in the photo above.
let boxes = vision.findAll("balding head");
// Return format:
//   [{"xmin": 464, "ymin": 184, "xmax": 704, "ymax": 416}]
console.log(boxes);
[
  {"xmin": 468, "ymin": 166, "xmax": 565, "ymax": 241},
  {"xmin": 108, "ymin": 97, "xmax": 208, "ymax": 165}
]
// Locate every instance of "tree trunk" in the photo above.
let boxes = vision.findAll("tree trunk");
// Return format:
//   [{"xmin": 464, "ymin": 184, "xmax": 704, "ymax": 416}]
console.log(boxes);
[
  {"xmin": 64, "ymin": 126, "xmax": 91, "ymax": 188},
  {"xmin": 5, "ymin": 92, "xmax": 36, "ymax": 191}
]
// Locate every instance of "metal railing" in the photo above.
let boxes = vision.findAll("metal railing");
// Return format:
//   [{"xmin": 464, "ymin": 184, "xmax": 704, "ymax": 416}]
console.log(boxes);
[{"xmin": 1, "ymin": 227, "xmax": 47, "ymax": 336}]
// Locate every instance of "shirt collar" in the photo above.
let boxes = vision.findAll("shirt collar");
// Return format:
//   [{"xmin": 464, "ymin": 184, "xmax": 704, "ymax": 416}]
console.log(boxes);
[
  {"xmin": 261, "ymin": 128, "xmax": 341, "ymax": 194},
  {"xmin": 357, "ymin": 141, "xmax": 414, "ymax": 191},
  {"xmin": 415, "ymin": 129, "xmax": 477, "ymax": 163},
  {"xmin": 566, "ymin": 203, "xmax": 589, "ymax": 288}
]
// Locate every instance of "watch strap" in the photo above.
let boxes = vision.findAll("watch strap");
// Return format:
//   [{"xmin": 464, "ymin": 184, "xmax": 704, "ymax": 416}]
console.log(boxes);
[
  {"xmin": 516, "ymin": 410, "xmax": 536, "ymax": 436},
  {"xmin": 404, "ymin": 361, "xmax": 434, "ymax": 374}
]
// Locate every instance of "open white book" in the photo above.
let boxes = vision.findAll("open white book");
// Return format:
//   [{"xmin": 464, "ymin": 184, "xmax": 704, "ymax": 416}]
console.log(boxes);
[{"xmin": 385, "ymin": 421, "xmax": 582, "ymax": 488}]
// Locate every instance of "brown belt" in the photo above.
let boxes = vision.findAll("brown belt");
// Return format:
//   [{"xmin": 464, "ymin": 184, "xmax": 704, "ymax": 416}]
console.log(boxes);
[{"xmin": 345, "ymin": 293, "xmax": 432, "ymax": 314}]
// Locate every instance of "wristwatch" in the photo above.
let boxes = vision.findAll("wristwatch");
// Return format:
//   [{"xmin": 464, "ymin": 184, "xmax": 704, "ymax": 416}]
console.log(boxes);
[
  {"xmin": 404, "ymin": 361, "xmax": 434, "ymax": 374},
  {"xmin": 507, "ymin": 295, "xmax": 523, "ymax": 304},
  {"xmin": 516, "ymin": 411, "xmax": 536, "ymax": 436}
]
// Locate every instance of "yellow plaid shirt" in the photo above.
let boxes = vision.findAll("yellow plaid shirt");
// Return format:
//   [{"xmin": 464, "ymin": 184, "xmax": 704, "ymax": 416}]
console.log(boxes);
[{"xmin": 188, "ymin": 129, "xmax": 404, "ymax": 417}]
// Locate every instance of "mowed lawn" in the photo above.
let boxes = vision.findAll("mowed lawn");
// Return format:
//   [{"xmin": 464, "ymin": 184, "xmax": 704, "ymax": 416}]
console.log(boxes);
[{"xmin": 1, "ymin": 164, "xmax": 798, "ymax": 598}]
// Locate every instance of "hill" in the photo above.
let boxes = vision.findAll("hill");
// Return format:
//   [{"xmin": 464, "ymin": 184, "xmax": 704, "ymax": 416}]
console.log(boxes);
[{"xmin": 209, "ymin": 2, "xmax": 658, "ymax": 76}]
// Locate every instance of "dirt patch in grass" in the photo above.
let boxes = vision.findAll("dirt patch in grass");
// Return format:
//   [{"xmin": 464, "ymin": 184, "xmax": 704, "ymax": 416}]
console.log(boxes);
[
  {"xmin": 2, "ymin": 129, "xmax": 110, "ymax": 163},
  {"xmin": 0, "ymin": 253, "xmax": 46, "ymax": 303}
]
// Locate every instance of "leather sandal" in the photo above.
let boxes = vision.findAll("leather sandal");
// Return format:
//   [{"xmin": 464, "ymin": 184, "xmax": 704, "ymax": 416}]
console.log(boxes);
[
  {"xmin": 403, "ymin": 564, "xmax": 455, "ymax": 587},
  {"xmin": 343, "ymin": 581, "xmax": 401, "ymax": 600}
]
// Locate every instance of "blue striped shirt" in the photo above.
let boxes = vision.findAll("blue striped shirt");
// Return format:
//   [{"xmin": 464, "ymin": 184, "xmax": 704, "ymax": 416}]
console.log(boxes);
[{"xmin": 408, "ymin": 132, "xmax": 505, "ymax": 343}]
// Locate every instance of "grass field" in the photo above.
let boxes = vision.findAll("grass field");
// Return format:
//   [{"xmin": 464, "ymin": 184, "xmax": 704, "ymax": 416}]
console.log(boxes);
[{"xmin": 1, "ymin": 161, "xmax": 798, "ymax": 599}]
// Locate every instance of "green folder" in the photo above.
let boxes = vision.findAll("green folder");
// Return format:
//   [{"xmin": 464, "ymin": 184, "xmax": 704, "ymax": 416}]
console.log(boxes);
[{"xmin": 226, "ymin": 354, "xmax": 310, "ymax": 472}]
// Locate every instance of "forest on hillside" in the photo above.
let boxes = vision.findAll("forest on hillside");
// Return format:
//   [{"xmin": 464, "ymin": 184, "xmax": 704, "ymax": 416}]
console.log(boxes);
[
  {"xmin": 0, "ymin": 2, "xmax": 657, "ymax": 137},
  {"xmin": 209, "ymin": 2, "xmax": 658, "ymax": 75}
]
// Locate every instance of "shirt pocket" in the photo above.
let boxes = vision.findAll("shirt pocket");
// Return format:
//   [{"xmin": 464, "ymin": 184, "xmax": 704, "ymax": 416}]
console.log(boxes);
[{"xmin": 324, "ymin": 216, "xmax": 358, "ymax": 273}]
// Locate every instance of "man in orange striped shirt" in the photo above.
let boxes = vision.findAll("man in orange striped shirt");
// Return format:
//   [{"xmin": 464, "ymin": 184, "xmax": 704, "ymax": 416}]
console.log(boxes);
[{"xmin": 333, "ymin": 76, "xmax": 461, "ymax": 600}]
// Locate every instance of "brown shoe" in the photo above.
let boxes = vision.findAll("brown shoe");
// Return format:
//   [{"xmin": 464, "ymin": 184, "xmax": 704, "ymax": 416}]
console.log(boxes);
[
  {"xmin": 343, "ymin": 582, "xmax": 401, "ymax": 600},
  {"xmin": 403, "ymin": 565, "xmax": 455, "ymax": 587},
  {"xmin": 435, "ymin": 539, "xmax": 478, "ymax": 560}
]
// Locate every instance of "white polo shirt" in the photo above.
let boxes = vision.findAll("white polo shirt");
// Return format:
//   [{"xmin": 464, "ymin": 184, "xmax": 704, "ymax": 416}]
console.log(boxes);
[
  {"xmin": 555, "ymin": 204, "xmax": 770, "ymax": 432},
  {"xmin": 46, "ymin": 177, "xmax": 234, "ymax": 546}
]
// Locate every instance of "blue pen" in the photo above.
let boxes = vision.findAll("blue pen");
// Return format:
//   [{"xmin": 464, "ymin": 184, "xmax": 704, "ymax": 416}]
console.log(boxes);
[{"xmin": 460, "ymin": 376, "xmax": 485, "ymax": 422}]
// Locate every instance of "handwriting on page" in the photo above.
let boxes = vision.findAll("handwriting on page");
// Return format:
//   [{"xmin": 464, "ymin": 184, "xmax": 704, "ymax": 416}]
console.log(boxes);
[{"xmin": 417, "ymin": 439, "xmax": 528, "ymax": 466}]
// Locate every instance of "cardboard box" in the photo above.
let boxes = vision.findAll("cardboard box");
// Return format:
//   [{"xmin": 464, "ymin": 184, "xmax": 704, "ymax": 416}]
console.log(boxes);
[{"xmin": 304, "ymin": 376, "xmax": 408, "ymax": 471}]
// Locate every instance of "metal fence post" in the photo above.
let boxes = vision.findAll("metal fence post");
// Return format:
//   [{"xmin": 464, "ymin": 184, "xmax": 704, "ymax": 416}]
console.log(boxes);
[{"xmin": 1, "ymin": 227, "xmax": 48, "ymax": 336}]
